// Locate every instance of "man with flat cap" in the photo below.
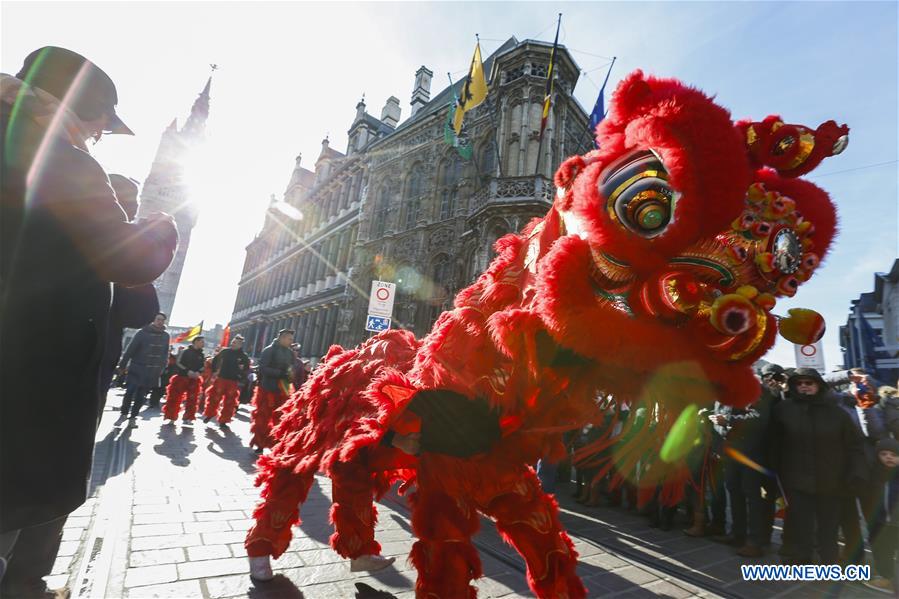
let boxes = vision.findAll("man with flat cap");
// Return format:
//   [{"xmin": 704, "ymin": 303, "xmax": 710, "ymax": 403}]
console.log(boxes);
[{"xmin": 0, "ymin": 47, "xmax": 178, "ymax": 597}]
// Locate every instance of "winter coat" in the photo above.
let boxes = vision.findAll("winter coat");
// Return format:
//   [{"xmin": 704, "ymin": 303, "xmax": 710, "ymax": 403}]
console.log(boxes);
[
  {"xmin": 121, "ymin": 325, "xmax": 171, "ymax": 388},
  {"xmin": 0, "ymin": 84, "xmax": 177, "ymax": 532},
  {"xmin": 881, "ymin": 394, "xmax": 899, "ymax": 439},
  {"xmin": 873, "ymin": 463, "xmax": 899, "ymax": 530},
  {"xmin": 212, "ymin": 348, "xmax": 250, "ymax": 382},
  {"xmin": 257, "ymin": 341, "xmax": 294, "ymax": 392},
  {"xmin": 98, "ymin": 284, "xmax": 160, "ymax": 405},
  {"xmin": 772, "ymin": 375, "xmax": 868, "ymax": 496},
  {"xmin": 717, "ymin": 387, "xmax": 781, "ymax": 464},
  {"xmin": 840, "ymin": 401, "xmax": 889, "ymax": 477},
  {"xmin": 176, "ymin": 346, "xmax": 206, "ymax": 376}
]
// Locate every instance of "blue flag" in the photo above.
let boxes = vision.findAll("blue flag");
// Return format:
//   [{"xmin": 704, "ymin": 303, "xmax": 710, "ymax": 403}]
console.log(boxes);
[{"xmin": 588, "ymin": 88, "xmax": 605, "ymax": 149}]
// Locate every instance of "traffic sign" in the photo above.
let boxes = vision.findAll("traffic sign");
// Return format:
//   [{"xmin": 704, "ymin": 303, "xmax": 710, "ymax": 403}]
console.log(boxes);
[
  {"xmin": 794, "ymin": 340, "xmax": 825, "ymax": 373},
  {"xmin": 368, "ymin": 281, "xmax": 396, "ymax": 318},
  {"xmin": 365, "ymin": 315, "xmax": 391, "ymax": 332}
]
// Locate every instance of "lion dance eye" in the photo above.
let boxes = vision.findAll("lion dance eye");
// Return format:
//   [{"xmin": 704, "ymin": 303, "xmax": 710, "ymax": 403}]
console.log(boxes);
[{"xmin": 599, "ymin": 150, "xmax": 677, "ymax": 238}]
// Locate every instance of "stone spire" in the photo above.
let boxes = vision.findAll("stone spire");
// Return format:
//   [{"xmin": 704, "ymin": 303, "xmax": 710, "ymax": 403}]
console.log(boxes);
[
  {"xmin": 182, "ymin": 76, "xmax": 211, "ymax": 137},
  {"xmin": 355, "ymin": 95, "xmax": 366, "ymax": 123}
]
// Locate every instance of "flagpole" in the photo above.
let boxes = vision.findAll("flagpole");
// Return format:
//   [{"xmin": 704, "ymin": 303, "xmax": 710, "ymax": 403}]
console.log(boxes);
[
  {"xmin": 583, "ymin": 56, "xmax": 617, "ymax": 153},
  {"xmin": 535, "ymin": 13, "xmax": 562, "ymax": 178},
  {"xmin": 479, "ymin": 34, "xmax": 504, "ymax": 179},
  {"xmin": 599, "ymin": 56, "xmax": 617, "ymax": 101}
]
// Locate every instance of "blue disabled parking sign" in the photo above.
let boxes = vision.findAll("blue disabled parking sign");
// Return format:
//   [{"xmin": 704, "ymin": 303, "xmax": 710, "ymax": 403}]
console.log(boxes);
[{"xmin": 365, "ymin": 314, "xmax": 391, "ymax": 332}]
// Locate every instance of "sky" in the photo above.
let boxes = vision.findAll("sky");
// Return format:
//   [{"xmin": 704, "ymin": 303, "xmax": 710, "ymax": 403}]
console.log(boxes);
[{"xmin": 2, "ymin": 1, "xmax": 897, "ymax": 371}]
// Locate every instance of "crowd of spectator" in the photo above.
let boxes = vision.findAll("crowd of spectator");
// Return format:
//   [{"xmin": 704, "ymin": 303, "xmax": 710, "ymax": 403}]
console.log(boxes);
[{"xmin": 559, "ymin": 365, "xmax": 899, "ymax": 594}]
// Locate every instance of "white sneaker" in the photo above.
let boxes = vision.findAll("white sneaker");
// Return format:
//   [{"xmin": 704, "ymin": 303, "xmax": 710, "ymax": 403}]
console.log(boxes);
[
  {"xmin": 248, "ymin": 555, "xmax": 274, "ymax": 582},
  {"xmin": 350, "ymin": 554, "xmax": 396, "ymax": 572}
]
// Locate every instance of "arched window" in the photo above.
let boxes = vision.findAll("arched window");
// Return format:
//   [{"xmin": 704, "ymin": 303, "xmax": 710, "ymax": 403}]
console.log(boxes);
[
  {"xmin": 432, "ymin": 254, "xmax": 451, "ymax": 294},
  {"xmin": 486, "ymin": 219, "xmax": 510, "ymax": 262},
  {"xmin": 404, "ymin": 165, "xmax": 424, "ymax": 229},
  {"xmin": 372, "ymin": 185, "xmax": 389, "ymax": 237},
  {"xmin": 479, "ymin": 138, "xmax": 497, "ymax": 178},
  {"xmin": 423, "ymin": 255, "xmax": 452, "ymax": 330},
  {"xmin": 438, "ymin": 156, "xmax": 461, "ymax": 221}
]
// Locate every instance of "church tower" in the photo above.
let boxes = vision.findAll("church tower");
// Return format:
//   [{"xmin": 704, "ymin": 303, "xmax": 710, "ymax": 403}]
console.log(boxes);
[{"xmin": 137, "ymin": 74, "xmax": 213, "ymax": 318}]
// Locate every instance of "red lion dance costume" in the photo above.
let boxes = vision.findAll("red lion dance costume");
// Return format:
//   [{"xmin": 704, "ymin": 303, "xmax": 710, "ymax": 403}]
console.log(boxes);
[{"xmin": 245, "ymin": 71, "xmax": 848, "ymax": 598}]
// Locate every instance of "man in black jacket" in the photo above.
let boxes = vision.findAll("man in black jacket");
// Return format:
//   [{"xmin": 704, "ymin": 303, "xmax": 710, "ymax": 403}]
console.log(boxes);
[
  {"xmin": 163, "ymin": 336, "xmax": 206, "ymax": 423},
  {"xmin": 772, "ymin": 368, "xmax": 867, "ymax": 564},
  {"xmin": 203, "ymin": 335, "xmax": 250, "ymax": 426},
  {"xmin": 250, "ymin": 330, "xmax": 295, "ymax": 451},
  {"xmin": 0, "ymin": 47, "xmax": 177, "ymax": 597}
]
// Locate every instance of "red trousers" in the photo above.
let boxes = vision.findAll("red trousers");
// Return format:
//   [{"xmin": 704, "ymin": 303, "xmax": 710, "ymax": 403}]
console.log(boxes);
[
  {"xmin": 245, "ymin": 446, "xmax": 406, "ymax": 560},
  {"xmin": 245, "ymin": 448, "xmax": 583, "ymax": 598},
  {"xmin": 250, "ymin": 386, "xmax": 289, "ymax": 449},
  {"xmin": 203, "ymin": 378, "xmax": 240, "ymax": 423},
  {"xmin": 163, "ymin": 375, "xmax": 202, "ymax": 421},
  {"xmin": 408, "ymin": 455, "xmax": 585, "ymax": 599}
]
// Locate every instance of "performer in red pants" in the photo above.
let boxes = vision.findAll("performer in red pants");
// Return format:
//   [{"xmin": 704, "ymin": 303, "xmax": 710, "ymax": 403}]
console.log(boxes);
[
  {"xmin": 249, "ymin": 330, "xmax": 294, "ymax": 453},
  {"xmin": 163, "ymin": 336, "xmax": 206, "ymax": 423},
  {"xmin": 203, "ymin": 335, "xmax": 249, "ymax": 429}
]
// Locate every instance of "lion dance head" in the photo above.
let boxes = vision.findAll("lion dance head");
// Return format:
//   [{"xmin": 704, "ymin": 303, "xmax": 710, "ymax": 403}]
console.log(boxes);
[{"xmin": 520, "ymin": 70, "xmax": 847, "ymax": 408}]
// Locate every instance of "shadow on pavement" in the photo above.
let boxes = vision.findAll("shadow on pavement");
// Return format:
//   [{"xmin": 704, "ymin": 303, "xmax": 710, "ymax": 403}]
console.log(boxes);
[
  {"xmin": 88, "ymin": 424, "xmax": 139, "ymax": 495},
  {"xmin": 354, "ymin": 582, "xmax": 398, "ymax": 598},
  {"xmin": 204, "ymin": 425, "xmax": 258, "ymax": 474},
  {"xmin": 248, "ymin": 574, "xmax": 305, "ymax": 599},
  {"xmin": 153, "ymin": 422, "xmax": 197, "ymax": 467}
]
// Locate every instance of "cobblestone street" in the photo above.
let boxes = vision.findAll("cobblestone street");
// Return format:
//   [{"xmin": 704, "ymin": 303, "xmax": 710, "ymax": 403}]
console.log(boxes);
[{"xmin": 44, "ymin": 389, "xmax": 885, "ymax": 598}]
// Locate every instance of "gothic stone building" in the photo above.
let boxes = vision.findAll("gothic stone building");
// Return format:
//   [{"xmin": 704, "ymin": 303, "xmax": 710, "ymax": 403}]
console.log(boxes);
[
  {"xmin": 230, "ymin": 37, "xmax": 593, "ymax": 360},
  {"xmin": 138, "ymin": 77, "xmax": 212, "ymax": 317}
]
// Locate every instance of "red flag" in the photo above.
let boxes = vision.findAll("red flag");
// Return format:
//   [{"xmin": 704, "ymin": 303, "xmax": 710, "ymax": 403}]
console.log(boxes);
[{"xmin": 220, "ymin": 325, "xmax": 231, "ymax": 348}]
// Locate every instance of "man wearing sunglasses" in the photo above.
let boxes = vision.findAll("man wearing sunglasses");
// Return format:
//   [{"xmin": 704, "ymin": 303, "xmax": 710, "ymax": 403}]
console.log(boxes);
[{"xmin": 771, "ymin": 367, "xmax": 867, "ymax": 565}]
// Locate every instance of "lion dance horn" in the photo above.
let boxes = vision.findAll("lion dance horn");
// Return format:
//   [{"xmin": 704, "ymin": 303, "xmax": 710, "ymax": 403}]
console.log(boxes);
[{"xmin": 736, "ymin": 115, "xmax": 849, "ymax": 178}]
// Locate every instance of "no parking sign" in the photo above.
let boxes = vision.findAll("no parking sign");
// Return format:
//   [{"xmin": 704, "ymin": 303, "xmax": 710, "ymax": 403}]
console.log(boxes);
[
  {"xmin": 368, "ymin": 281, "xmax": 396, "ymax": 317},
  {"xmin": 366, "ymin": 281, "xmax": 396, "ymax": 333},
  {"xmin": 794, "ymin": 340, "xmax": 825, "ymax": 373}
]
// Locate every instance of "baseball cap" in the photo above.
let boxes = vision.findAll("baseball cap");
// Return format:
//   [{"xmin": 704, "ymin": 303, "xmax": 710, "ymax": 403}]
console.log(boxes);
[{"xmin": 16, "ymin": 46, "xmax": 133, "ymax": 135}]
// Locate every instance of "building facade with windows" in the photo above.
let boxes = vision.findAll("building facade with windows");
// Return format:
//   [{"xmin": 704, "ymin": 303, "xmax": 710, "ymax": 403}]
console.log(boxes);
[
  {"xmin": 229, "ymin": 37, "xmax": 593, "ymax": 360},
  {"xmin": 839, "ymin": 259, "xmax": 899, "ymax": 381}
]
